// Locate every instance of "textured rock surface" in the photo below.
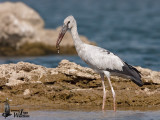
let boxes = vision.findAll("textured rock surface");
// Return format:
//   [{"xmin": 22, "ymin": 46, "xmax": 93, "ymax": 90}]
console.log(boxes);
[
  {"xmin": 136, "ymin": 66, "xmax": 160, "ymax": 84},
  {"xmin": 0, "ymin": 2, "xmax": 95, "ymax": 56},
  {"xmin": 0, "ymin": 60, "xmax": 160, "ymax": 109}
]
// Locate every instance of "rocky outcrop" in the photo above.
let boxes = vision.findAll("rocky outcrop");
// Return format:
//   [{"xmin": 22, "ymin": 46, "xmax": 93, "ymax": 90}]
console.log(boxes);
[
  {"xmin": 136, "ymin": 66, "xmax": 160, "ymax": 84},
  {"xmin": 0, "ymin": 2, "xmax": 95, "ymax": 56},
  {"xmin": 0, "ymin": 60, "xmax": 160, "ymax": 109},
  {"xmin": 0, "ymin": 2, "xmax": 43, "ymax": 47}
]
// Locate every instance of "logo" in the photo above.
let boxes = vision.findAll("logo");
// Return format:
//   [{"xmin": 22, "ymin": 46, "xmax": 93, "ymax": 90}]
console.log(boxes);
[
  {"xmin": 2, "ymin": 98, "xmax": 12, "ymax": 119},
  {"xmin": 2, "ymin": 98, "xmax": 30, "ymax": 118},
  {"xmin": 11, "ymin": 109, "xmax": 30, "ymax": 118}
]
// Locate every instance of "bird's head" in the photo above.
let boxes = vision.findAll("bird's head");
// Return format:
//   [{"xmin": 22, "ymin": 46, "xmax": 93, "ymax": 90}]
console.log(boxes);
[
  {"xmin": 64, "ymin": 15, "xmax": 76, "ymax": 29},
  {"xmin": 56, "ymin": 15, "xmax": 76, "ymax": 53}
]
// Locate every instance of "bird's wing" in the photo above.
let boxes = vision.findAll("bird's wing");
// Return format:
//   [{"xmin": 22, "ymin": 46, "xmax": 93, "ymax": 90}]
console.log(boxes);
[
  {"xmin": 81, "ymin": 44, "xmax": 124, "ymax": 71},
  {"xmin": 79, "ymin": 44, "xmax": 143, "ymax": 87}
]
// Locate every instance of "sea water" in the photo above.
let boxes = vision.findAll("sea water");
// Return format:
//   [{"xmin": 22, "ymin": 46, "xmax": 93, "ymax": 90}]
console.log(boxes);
[
  {"xmin": 0, "ymin": 110, "xmax": 160, "ymax": 120},
  {"xmin": 0, "ymin": 0, "xmax": 159, "ymax": 71}
]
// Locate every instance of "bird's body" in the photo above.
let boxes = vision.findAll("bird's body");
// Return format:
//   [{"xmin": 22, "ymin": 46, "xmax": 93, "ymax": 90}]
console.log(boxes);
[
  {"xmin": 77, "ymin": 44, "xmax": 123, "ymax": 73},
  {"xmin": 78, "ymin": 43, "xmax": 142, "ymax": 85},
  {"xmin": 56, "ymin": 16, "xmax": 143, "ymax": 111}
]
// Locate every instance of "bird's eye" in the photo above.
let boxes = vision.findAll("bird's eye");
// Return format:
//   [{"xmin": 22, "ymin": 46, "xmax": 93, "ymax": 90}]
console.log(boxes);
[{"xmin": 67, "ymin": 21, "xmax": 70, "ymax": 26}]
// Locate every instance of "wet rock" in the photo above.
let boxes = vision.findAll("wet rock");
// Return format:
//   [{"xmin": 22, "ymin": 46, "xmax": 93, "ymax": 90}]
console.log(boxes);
[
  {"xmin": 0, "ymin": 2, "xmax": 95, "ymax": 56},
  {"xmin": 0, "ymin": 60, "xmax": 160, "ymax": 109}
]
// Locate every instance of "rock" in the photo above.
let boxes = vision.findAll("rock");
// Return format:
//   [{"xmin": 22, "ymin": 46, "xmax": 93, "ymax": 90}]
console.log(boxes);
[
  {"xmin": 55, "ymin": 60, "xmax": 160, "ymax": 84},
  {"xmin": 0, "ymin": 2, "xmax": 42, "ymax": 47},
  {"xmin": 0, "ymin": 60, "xmax": 160, "ymax": 109},
  {"xmin": 0, "ymin": 2, "xmax": 95, "ymax": 56},
  {"xmin": 0, "ymin": 62, "xmax": 48, "ymax": 86},
  {"xmin": 0, "ymin": 2, "xmax": 44, "ymax": 28},
  {"xmin": 136, "ymin": 66, "xmax": 160, "ymax": 84},
  {"xmin": 23, "ymin": 89, "xmax": 30, "ymax": 96},
  {"xmin": 0, "ymin": 60, "xmax": 158, "ymax": 87},
  {"xmin": 0, "ymin": 12, "xmax": 35, "ymax": 47},
  {"xmin": 54, "ymin": 59, "xmax": 99, "ymax": 79}
]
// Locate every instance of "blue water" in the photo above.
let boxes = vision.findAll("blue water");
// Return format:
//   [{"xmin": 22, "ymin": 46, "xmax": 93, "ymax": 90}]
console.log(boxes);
[
  {"xmin": 0, "ymin": 110, "xmax": 160, "ymax": 120},
  {"xmin": 0, "ymin": 0, "xmax": 160, "ymax": 71}
]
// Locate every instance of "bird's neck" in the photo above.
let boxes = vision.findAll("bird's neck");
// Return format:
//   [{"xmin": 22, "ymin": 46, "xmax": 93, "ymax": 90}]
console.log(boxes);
[{"xmin": 71, "ymin": 25, "xmax": 84, "ymax": 48}]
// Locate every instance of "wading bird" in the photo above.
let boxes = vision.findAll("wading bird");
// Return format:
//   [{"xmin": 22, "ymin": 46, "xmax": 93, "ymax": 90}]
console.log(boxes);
[{"xmin": 56, "ymin": 16, "xmax": 143, "ymax": 111}]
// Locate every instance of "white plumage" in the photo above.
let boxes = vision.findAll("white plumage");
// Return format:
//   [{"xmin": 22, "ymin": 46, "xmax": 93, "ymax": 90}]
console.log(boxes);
[
  {"xmin": 78, "ymin": 44, "xmax": 124, "ymax": 72},
  {"xmin": 56, "ymin": 15, "xmax": 143, "ymax": 111}
]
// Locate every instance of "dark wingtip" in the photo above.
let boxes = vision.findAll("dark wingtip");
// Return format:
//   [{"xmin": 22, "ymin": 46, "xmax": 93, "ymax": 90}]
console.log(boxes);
[
  {"xmin": 123, "ymin": 61, "xmax": 143, "ymax": 87},
  {"xmin": 132, "ymin": 78, "xmax": 144, "ymax": 87},
  {"xmin": 139, "ymin": 84, "xmax": 143, "ymax": 87}
]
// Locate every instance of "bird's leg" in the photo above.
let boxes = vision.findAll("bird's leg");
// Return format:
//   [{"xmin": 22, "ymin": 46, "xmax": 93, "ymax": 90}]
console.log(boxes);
[
  {"xmin": 107, "ymin": 76, "xmax": 116, "ymax": 112},
  {"xmin": 100, "ymin": 74, "xmax": 107, "ymax": 110}
]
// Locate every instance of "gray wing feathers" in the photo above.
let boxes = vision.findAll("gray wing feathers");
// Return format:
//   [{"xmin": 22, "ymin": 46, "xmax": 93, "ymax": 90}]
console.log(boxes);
[
  {"xmin": 80, "ymin": 44, "xmax": 124, "ymax": 71},
  {"xmin": 78, "ymin": 44, "xmax": 143, "ymax": 87}
]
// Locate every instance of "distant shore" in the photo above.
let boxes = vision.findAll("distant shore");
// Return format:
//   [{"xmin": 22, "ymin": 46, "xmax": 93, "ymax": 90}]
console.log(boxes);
[{"xmin": 0, "ymin": 2, "xmax": 95, "ymax": 56}]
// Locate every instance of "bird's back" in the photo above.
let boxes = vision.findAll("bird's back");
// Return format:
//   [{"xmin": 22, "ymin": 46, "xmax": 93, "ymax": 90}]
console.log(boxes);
[
  {"xmin": 77, "ymin": 44, "xmax": 124, "ymax": 72},
  {"xmin": 77, "ymin": 44, "xmax": 143, "ymax": 86}
]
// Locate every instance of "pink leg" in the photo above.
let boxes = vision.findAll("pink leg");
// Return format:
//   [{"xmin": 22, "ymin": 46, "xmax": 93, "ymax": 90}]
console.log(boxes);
[
  {"xmin": 100, "ymin": 74, "xmax": 107, "ymax": 110},
  {"xmin": 107, "ymin": 76, "xmax": 116, "ymax": 112}
]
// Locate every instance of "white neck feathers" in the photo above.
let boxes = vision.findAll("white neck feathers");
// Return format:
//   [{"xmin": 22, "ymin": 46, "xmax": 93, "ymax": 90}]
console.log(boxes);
[{"xmin": 71, "ymin": 24, "xmax": 83, "ymax": 48}]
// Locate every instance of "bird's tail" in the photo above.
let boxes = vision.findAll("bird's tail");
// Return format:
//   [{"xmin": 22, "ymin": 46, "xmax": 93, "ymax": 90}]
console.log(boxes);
[{"xmin": 123, "ymin": 62, "xmax": 143, "ymax": 87}]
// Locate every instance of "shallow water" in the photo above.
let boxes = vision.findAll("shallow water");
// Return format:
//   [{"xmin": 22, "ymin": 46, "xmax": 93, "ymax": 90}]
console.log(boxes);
[
  {"xmin": 0, "ymin": 0, "xmax": 160, "ymax": 71},
  {"xmin": 0, "ymin": 110, "xmax": 160, "ymax": 120},
  {"xmin": 0, "ymin": 55, "xmax": 85, "ymax": 68}
]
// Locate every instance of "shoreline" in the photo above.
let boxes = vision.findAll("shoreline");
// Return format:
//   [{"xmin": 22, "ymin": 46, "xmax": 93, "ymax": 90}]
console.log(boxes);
[{"xmin": 0, "ymin": 104, "xmax": 160, "ymax": 113}]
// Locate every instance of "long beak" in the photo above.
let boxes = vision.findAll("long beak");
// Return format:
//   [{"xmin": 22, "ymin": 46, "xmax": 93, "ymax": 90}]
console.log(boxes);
[{"xmin": 56, "ymin": 25, "xmax": 68, "ymax": 53}]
